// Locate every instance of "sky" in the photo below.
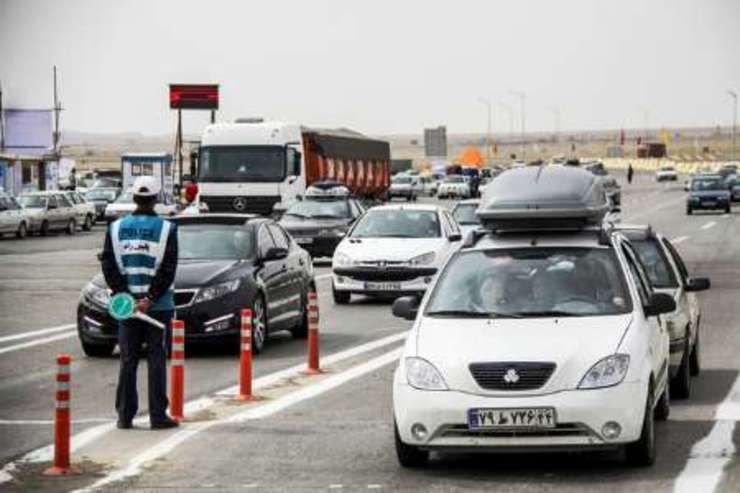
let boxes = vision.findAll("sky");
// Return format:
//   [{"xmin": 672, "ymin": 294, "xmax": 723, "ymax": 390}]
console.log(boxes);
[{"xmin": 1, "ymin": 0, "xmax": 739, "ymax": 137}]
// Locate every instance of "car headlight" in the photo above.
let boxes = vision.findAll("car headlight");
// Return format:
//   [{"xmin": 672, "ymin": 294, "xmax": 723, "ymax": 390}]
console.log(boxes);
[
  {"xmin": 333, "ymin": 251, "xmax": 353, "ymax": 267},
  {"xmin": 193, "ymin": 279, "xmax": 240, "ymax": 304},
  {"xmin": 84, "ymin": 283, "xmax": 110, "ymax": 308},
  {"xmin": 578, "ymin": 354, "xmax": 630, "ymax": 389},
  {"xmin": 405, "ymin": 357, "xmax": 448, "ymax": 391},
  {"xmin": 408, "ymin": 252, "xmax": 435, "ymax": 266}
]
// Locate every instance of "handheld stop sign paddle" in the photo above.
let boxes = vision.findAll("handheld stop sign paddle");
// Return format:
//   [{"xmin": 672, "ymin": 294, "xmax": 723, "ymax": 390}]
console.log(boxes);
[{"xmin": 109, "ymin": 293, "xmax": 166, "ymax": 330}]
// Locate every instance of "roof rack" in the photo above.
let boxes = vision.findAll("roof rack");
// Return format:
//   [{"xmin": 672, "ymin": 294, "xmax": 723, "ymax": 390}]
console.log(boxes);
[
  {"xmin": 305, "ymin": 181, "xmax": 351, "ymax": 199},
  {"xmin": 477, "ymin": 166, "xmax": 610, "ymax": 234}
]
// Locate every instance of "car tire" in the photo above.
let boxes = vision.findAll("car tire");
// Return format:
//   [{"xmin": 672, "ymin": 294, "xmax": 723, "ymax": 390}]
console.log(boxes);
[
  {"xmin": 690, "ymin": 324, "xmax": 701, "ymax": 376},
  {"xmin": 40, "ymin": 220, "xmax": 50, "ymax": 236},
  {"xmin": 686, "ymin": 207, "xmax": 692, "ymax": 215},
  {"xmin": 655, "ymin": 376, "xmax": 670, "ymax": 421},
  {"xmin": 725, "ymin": 205, "xmax": 731, "ymax": 214},
  {"xmin": 251, "ymin": 295, "xmax": 268, "ymax": 355},
  {"xmin": 671, "ymin": 336, "xmax": 692, "ymax": 399},
  {"xmin": 625, "ymin": 383, "xmax": 656, "ymax": 467},
  {"xmin": 15, "ymin": 222, "xmax": 27, "ymax": 239},
  {"xmin": 66, "ymin": 219, "xmax": 77, "ymax": 235},
  {"xmin": 290, "ymin": 289, "xmax": 312, "ymax": 339},
  {"xmin": 394, "ymin": 421, "xmax": 429, "ymax": 468},
  {"xmin": 332, "ymin": 283, "xmax": 350, "ymax": 305},
  {"xmin": 83, "ymin": 215, "xmax": 93, "ymax": 231},
  {"xmin": 80, "ymin": 339, "xmax": 115, "ymax": 358}
]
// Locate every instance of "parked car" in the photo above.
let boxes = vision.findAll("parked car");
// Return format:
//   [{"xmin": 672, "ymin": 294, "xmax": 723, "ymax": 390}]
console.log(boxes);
[
  {"xmin": 656, "ymin": 166, "xmax": 678, "ymax": 182},
  {"xmin": 331, "ymin": 204, "xmax": 462, "ymax": 304},
  {"xmin": 617, "ymin": 225, "xmax": 710, "ymax": 398},
  {"xmin": 85, "ymin": 187, "xmax": 120, "ymax": 220},
  {"xmin": 412, "ymin": 176, "xmax": 438, "ymax": 197},
  {"xmin": 104, "ymin": 190, "xmax": 177, "ymax": 223},
  {"xmin": 0, "ymin": 192, "xmax": 29, "ymax": 239},
  {"xmin": 19, "ymin": 191, "xmax": 79, "ymax": 236},
  {"xmin": 77, "ymin": 214, "xmax": 315, "ymax": 356},
  {"xmin": 63, "ymin": 191, "xmax": 96, "ymax": 231},
  {"xmin": 686, "ymin": 175, "xmax": 731, "ymax": 214},
  {"xmin": 388, "ymin": 175, "xmax": 417, "ymax": 201},
  {"xmin": 718, "ymin": 163, "xmax": 738, "ymax": 179},
  {"xmin": 724, "ymin": 174, "xmax": 740, "ymax": 202},
  {"xmin": 436, "ymin": 175, "xmax": 470, "ymax": 199}
]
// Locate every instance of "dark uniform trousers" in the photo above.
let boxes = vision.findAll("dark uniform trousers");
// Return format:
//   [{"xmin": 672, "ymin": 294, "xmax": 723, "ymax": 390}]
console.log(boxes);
[{"xmin": 115, "ymin": 310, "xmax": 173, "ymax": 424}]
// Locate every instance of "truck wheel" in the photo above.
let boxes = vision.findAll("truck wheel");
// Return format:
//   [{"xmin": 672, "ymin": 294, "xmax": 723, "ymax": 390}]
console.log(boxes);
[
  {"xmin": 83, "ymin": 215, "xmax": 93, "ymax": 231},
  {"xmin": 16, "ymin": 222, "xmax": 27, "ymax": 239},
  {"xmin": 625, "ymin": 383, "xmax": 655, "ymax": 467},
  {"xmin": 40, "ymin": 220, "xmax": 50, "ymax": 236}
]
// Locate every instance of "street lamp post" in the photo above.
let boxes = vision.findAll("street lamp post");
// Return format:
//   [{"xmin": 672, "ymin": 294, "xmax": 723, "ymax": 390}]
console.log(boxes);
[
  {"xmin": 478, "ymin": 98, "xmax": 493, "ymax": 163},
  {"xmin": 729, "ymin": 90, "xmax": 737, "ymax": 161}
]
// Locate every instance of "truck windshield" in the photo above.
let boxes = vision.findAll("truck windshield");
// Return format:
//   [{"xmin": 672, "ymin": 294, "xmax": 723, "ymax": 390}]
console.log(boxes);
[{"xmin": 199, "ymin": 146, "xmax": 286, "ymax": 182}]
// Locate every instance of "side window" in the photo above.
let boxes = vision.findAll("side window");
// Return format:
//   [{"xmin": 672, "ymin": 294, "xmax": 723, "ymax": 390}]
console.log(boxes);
[
  {"xmin": 287, "ymin": 148, "xmax": 302, "ymax": 177},
  {"xmin": 268, "ymin": 224, "xmax": 290, "ymax": 250},
  {"xmin": 59, "ymin": 195, "xmax": 72, "ymax": 207},
  {"xmin": 622, "ymin": 244, "xmax": 652, "ymax": 308},
  {"xmin": 444, "ymin": 211, "xmax": 461, "ymax": 235},
  {"xmin": 349, "ymin": 200, "xmax": 362, "ymax": 218},
  {"xmin": 662, "ymin": 238, "xmax": 689, "ymax": 285},
  {"xmin": 48, "ymin": 195, "xmax": 58, "ymax": 209},
  {"xmin": 257, "ymin": 224, "xmax": 277, "ymax": 257}
]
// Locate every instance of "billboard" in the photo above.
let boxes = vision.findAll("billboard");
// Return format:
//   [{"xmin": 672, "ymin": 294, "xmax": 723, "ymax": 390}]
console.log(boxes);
[
  {"xmin": 169, "ymin": 84, "xmax": 219, "ymax": 110},
  {"xmin": 4, "ymin": 109, "xmax": 54, "ymax": 155}
]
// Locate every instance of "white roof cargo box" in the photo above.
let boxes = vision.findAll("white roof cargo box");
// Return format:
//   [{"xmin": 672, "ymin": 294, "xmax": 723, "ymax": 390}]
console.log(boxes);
[{"xmin": 477, "ymin": 165, "xmax": 609, "ymax": 231}]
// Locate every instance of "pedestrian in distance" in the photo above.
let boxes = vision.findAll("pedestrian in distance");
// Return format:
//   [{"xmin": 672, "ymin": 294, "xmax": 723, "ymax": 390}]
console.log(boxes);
[
  {"xmin": 101, "ymin": 176, "xmax": 179, "ymax": 430},
  {"xmin": 627, "ymin": 163, "xmax": 634, "ymax": 185},
  {"xmin": 69, "ymin": 168, "xmax": 77, "ymax": 191}
]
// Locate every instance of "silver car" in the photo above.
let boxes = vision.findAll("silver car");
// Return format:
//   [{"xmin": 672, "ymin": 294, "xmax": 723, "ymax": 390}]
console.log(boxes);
[
  {"xmin": 63, "ymin": 191, "xmax": 97, "ymax": 231},
  {"xmin": 19, "ymin": 191, "xmax": 79, "ymax": 236},
  {"xmin": 0, "ymin": 192, "xmax": 30, "ymax": 239}
]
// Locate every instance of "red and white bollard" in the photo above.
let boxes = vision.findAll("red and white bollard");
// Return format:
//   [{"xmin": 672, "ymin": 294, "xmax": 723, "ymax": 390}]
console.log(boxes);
[
  {"xmin": 236, "ymin": 309, "xmax": 253, "ymax": 401},
  {"xmin": 43, "ymin": 354, "xmax": 78, "ymax": 475},
  {"xmin": 306, "ymin": 292, "xmax": 322, "ymax": 374},
  {"xmin": 169, "ymin": 320, "xmax": 185, "ymax": 421}
]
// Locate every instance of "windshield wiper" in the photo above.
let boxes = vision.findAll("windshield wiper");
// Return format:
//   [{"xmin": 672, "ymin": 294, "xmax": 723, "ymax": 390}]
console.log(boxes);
[
  {"xmin": 510, "ymin": 310, "xmax": 582, "ymax": 317},
  {"xmin": 284, "ymin": 212, "xmax": 308, "ymax": 218},
  {"xmin": 311, "ymin": 214, "xmax": 343, "ymax": 219},
  {"xmin": 426, "ymin": 310, "xmax": 522, "ymax": 319}
]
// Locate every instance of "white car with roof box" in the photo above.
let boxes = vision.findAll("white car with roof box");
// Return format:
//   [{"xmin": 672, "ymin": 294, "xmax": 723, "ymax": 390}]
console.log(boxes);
[
  {"xmin": 391, "ymin": 166, "xmax": 674, "ymax": 468},
  {"xmin": 331, "ymin": 204, "xmax": 463, "ymax": 304}
]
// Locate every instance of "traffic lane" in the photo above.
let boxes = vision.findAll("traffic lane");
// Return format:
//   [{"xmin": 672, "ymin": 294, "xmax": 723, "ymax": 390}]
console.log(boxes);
[
  {"xmin": 0, "ymin": 226, "xmax": 104, "ymax": 256},
  {"xmin": 0, "ymin": 289, "xmax": 410, "ymax": 465},
  {"xmin": 107, "ymin": 362, "xmax": 715, "ymax": 492}
]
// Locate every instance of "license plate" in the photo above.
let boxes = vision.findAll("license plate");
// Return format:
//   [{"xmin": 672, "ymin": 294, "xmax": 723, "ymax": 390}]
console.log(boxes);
[
  {"xmin": 295, "ymin": 237, "xmax": 313, "ymax": 244},
  {"xmin": 702, "ymin": 201, "xmax": 716, "ymax": 207},
  {"xmin": 467, "ymin": 407, "xmax": 556, "ymax": 429},
  {"xmin": 364, "ymin": 282, "xmax": 402, "ymax": 291}
]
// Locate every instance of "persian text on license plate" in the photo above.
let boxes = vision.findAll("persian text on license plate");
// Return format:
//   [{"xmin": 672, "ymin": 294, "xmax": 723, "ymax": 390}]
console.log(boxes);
[{"xmin": 467, "ymin": 407, "xmax": 556, "ymax": 429}]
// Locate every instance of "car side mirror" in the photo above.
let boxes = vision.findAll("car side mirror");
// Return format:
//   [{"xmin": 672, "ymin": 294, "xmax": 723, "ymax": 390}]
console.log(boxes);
[
  {"xmin": 392, "ymin": 295, "xmax": 420, "ymax": 321},
  {"xmin": 645, "ymin": 292, "xmax": 676, "ymax": 317},
  {"xmin": 448, "ymin": 233, "xmax": 462, "ymax": 242},
  {"xmin": 261, "ymin": 246, "xmax": 288, "ymax": 262},
  {"xmin": 686, "ymin": 277, "xmax": 710, "ymax": 292}
]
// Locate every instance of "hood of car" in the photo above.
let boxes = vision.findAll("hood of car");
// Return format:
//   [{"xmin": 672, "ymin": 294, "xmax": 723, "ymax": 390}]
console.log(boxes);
[
  {"xmin": 175, "ymin": 259, "xmax": 250, "ymax": 288},
  {"xmin": 414, "ymin": 314, "xmax": 633, "ymax": 395},
  {"xmin": 337, "ymin": 237, "xmax": 446, "ymax": 263},
  {"xmin": 689, "ymin": 190, "xmax": 730, "ymax": 198},
  {"xmin": 280, "ymin": 217, "xmax": 350, "ymax": 231}
]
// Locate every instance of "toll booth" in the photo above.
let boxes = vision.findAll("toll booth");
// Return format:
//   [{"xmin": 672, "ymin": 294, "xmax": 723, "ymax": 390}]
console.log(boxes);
[{"xmin": 121, "ymin": 153, "xmax": 173, "ymax": 195}]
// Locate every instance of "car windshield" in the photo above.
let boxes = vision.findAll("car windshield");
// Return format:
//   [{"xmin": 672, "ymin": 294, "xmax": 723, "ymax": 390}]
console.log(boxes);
[
  {"xmin": 444, "ymin": 175, "xmax": 465, "ymax": 183},
  {"xmin": 199, "ymin": 146, "xmax": 286, "ymax": 182},
  {"xmin": 692, "ymin": 178, "xmax": 723, "ymax": 191},
  {"xmin": 178, "ymin": 225, "xmax": 254, "ymax": 259},
  {"xmin": 86, "ymin": 189, "xmax": 118, "ymax": 201},
  {"xmin": 392, "ymin": 176, "xmax": 412, "ymax": 184},
  {"xmin": 284, "ymin": 199, "xmax": 350, "ymax": 219},
  {"xmin": 452, "ymin": 203, "xmax": 479, "ymax": 225},
  {"xmin": 115, "ymin": 192, "xmax": 134, "ymax": 204},
  {"xmin": 350, "ymin": 209, "xmax": 440, "ymax": 238},
  {"xmin": 19, "ymin": 195, "xmax": 47, "ymax": 208},
  {"xmin": 426, "ymin": 247, "xmax": 632, "ymax": 317},
  {"xmin": 629, "ymin": 238, "xmax": 678, "ymax": 288}
]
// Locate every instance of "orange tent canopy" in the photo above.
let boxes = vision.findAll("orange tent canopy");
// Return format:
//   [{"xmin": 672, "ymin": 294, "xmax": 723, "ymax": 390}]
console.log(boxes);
[{"xmin": 456, "ymin": 147, "xmax": 484, "ymax": 167}]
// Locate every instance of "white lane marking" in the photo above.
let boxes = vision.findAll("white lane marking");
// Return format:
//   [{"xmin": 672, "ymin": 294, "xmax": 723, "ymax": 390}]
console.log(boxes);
[
  {"xmin": 673, "ymin": 374, "xmax": 740, "ymax": 493},
  {"xmin": 701, "ymin": 221, "xmax": 717, "ymax": 231},
  {"xmin": 0, "ymin": 324, "xmax": 75, "ymax": 343},
  {"xmin": 671, "ymin": 236, "xmax": 690, "ymax": 245},
  {"xmin": 367, "ymin": 485, "xmax": 383, "ymax": 489},
  {"xmin": 0, "ymin": 330, "xmax": 409, "ymax": 483},
  {"xmin": 75, "ymin": 347, "xmax": 403, "ymax": 492},
  {"xmin": 0, "ymin": 418, "xmax": 112, "ymax": 425},
  {"xmin": 329, "ymin": 485, "xmax": 344, "ymax": 489},
  {"xmin": 0, "ymin": 331, "xmax": 76, "ymax": 356}
]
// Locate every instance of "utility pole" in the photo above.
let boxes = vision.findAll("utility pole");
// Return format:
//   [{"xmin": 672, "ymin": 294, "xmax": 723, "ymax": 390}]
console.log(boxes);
[
  {"xmin": 510, "ymin": 90, "xmax": 526, "ymax": 159},
  {"xmin": 477, "ymin": 98, "xmax": 492, "ymax": 163},
  {"xmin": 729, "ymin": 90, "xmax": 737, "ymax": 161},
  {"xmin": 53, "ymin": 66, "xmax": 62, "ymax": 155}
]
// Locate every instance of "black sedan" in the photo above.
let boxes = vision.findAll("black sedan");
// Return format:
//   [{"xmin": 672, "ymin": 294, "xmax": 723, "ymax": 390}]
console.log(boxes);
[
  {"xmin": 84, "ymin": 187, "xmax": 120, "ymax": 220},
  {"xmin": 77, "ymin": 214, "xmax": 315, "ymax": 356},
  {"xmin": 279, "ymin": 197, "xmax": 364, "ymax": 258},
  {"xmin": 686, "ymin": 175, "xmax": 732, "ymax": 214}
]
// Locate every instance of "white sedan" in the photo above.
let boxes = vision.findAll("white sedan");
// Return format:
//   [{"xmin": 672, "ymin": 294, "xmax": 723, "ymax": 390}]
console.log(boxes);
[
  {"xmin": 436, "ymin": 175, "xmax": 470, "ymax": 199},
  {"xmin": 331, "ymin": 204, "xmax": 463, "ymax": 304},
  {"xmin": 104, "ymin": 190, "xmax": 178, "ymax": 222},
  {"xmin": 391, "ymin": 229, "xmax": 674, "ymax": 467},
  {"xmin": 656, "ymin": 166, "xmax": 678, "ymax": 182}
]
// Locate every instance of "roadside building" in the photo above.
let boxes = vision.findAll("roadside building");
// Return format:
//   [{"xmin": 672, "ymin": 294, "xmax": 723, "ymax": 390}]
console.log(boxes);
[{"xmin": 0, "ymin": 109, "xmax": 59, "ymax": 194}]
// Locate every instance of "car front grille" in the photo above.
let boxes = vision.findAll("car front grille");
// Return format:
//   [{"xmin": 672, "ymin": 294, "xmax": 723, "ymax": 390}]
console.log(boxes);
[
  {"xmin": 200, "ymin": 195, "xmax": 280, "ymax": 215},
  {"xmin": 439, "ymin": 423, "xmax": 591, "ymax": 439},
  {"xmin": 333, "ymin": 267, "xmax": 437, "ymax": 282},
  {"xmin": 469, "ymin": 362, "xmax": 556, "ymax": 391}
]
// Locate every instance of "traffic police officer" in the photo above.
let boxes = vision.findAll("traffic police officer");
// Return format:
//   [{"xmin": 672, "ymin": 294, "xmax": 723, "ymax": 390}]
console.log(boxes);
[{"xmin": 101, "ymin": 176, "xmax": 179, "ymax": 430}]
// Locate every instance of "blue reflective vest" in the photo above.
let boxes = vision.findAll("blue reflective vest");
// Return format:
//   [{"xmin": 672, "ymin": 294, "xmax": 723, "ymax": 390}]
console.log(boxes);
[{"xmin": 110, "ymin": 214, "xmax": 175, "ymax": 311}]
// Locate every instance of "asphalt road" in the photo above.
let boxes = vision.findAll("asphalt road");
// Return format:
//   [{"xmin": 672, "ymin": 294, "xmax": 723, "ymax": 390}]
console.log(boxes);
[{"xmin": 1, "ymin": 171, "xmax": 739, "ymax": 492}]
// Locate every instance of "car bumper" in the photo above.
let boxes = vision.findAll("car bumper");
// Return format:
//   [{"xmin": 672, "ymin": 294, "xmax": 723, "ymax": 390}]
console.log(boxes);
[
  {"xmin": 332, "ymin": 269, "xmax": 436, "ymax": 296},
  {"xmin": 438, "ymin": 188, "xmax": 469, "ymax": 197},
  {"xmin": 688, "ymin": 199, "xmax": 730, "ymax": 210},
  {"xmin": 393, "ymin": 376, "xmax": 648, "ymax": 451}
]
